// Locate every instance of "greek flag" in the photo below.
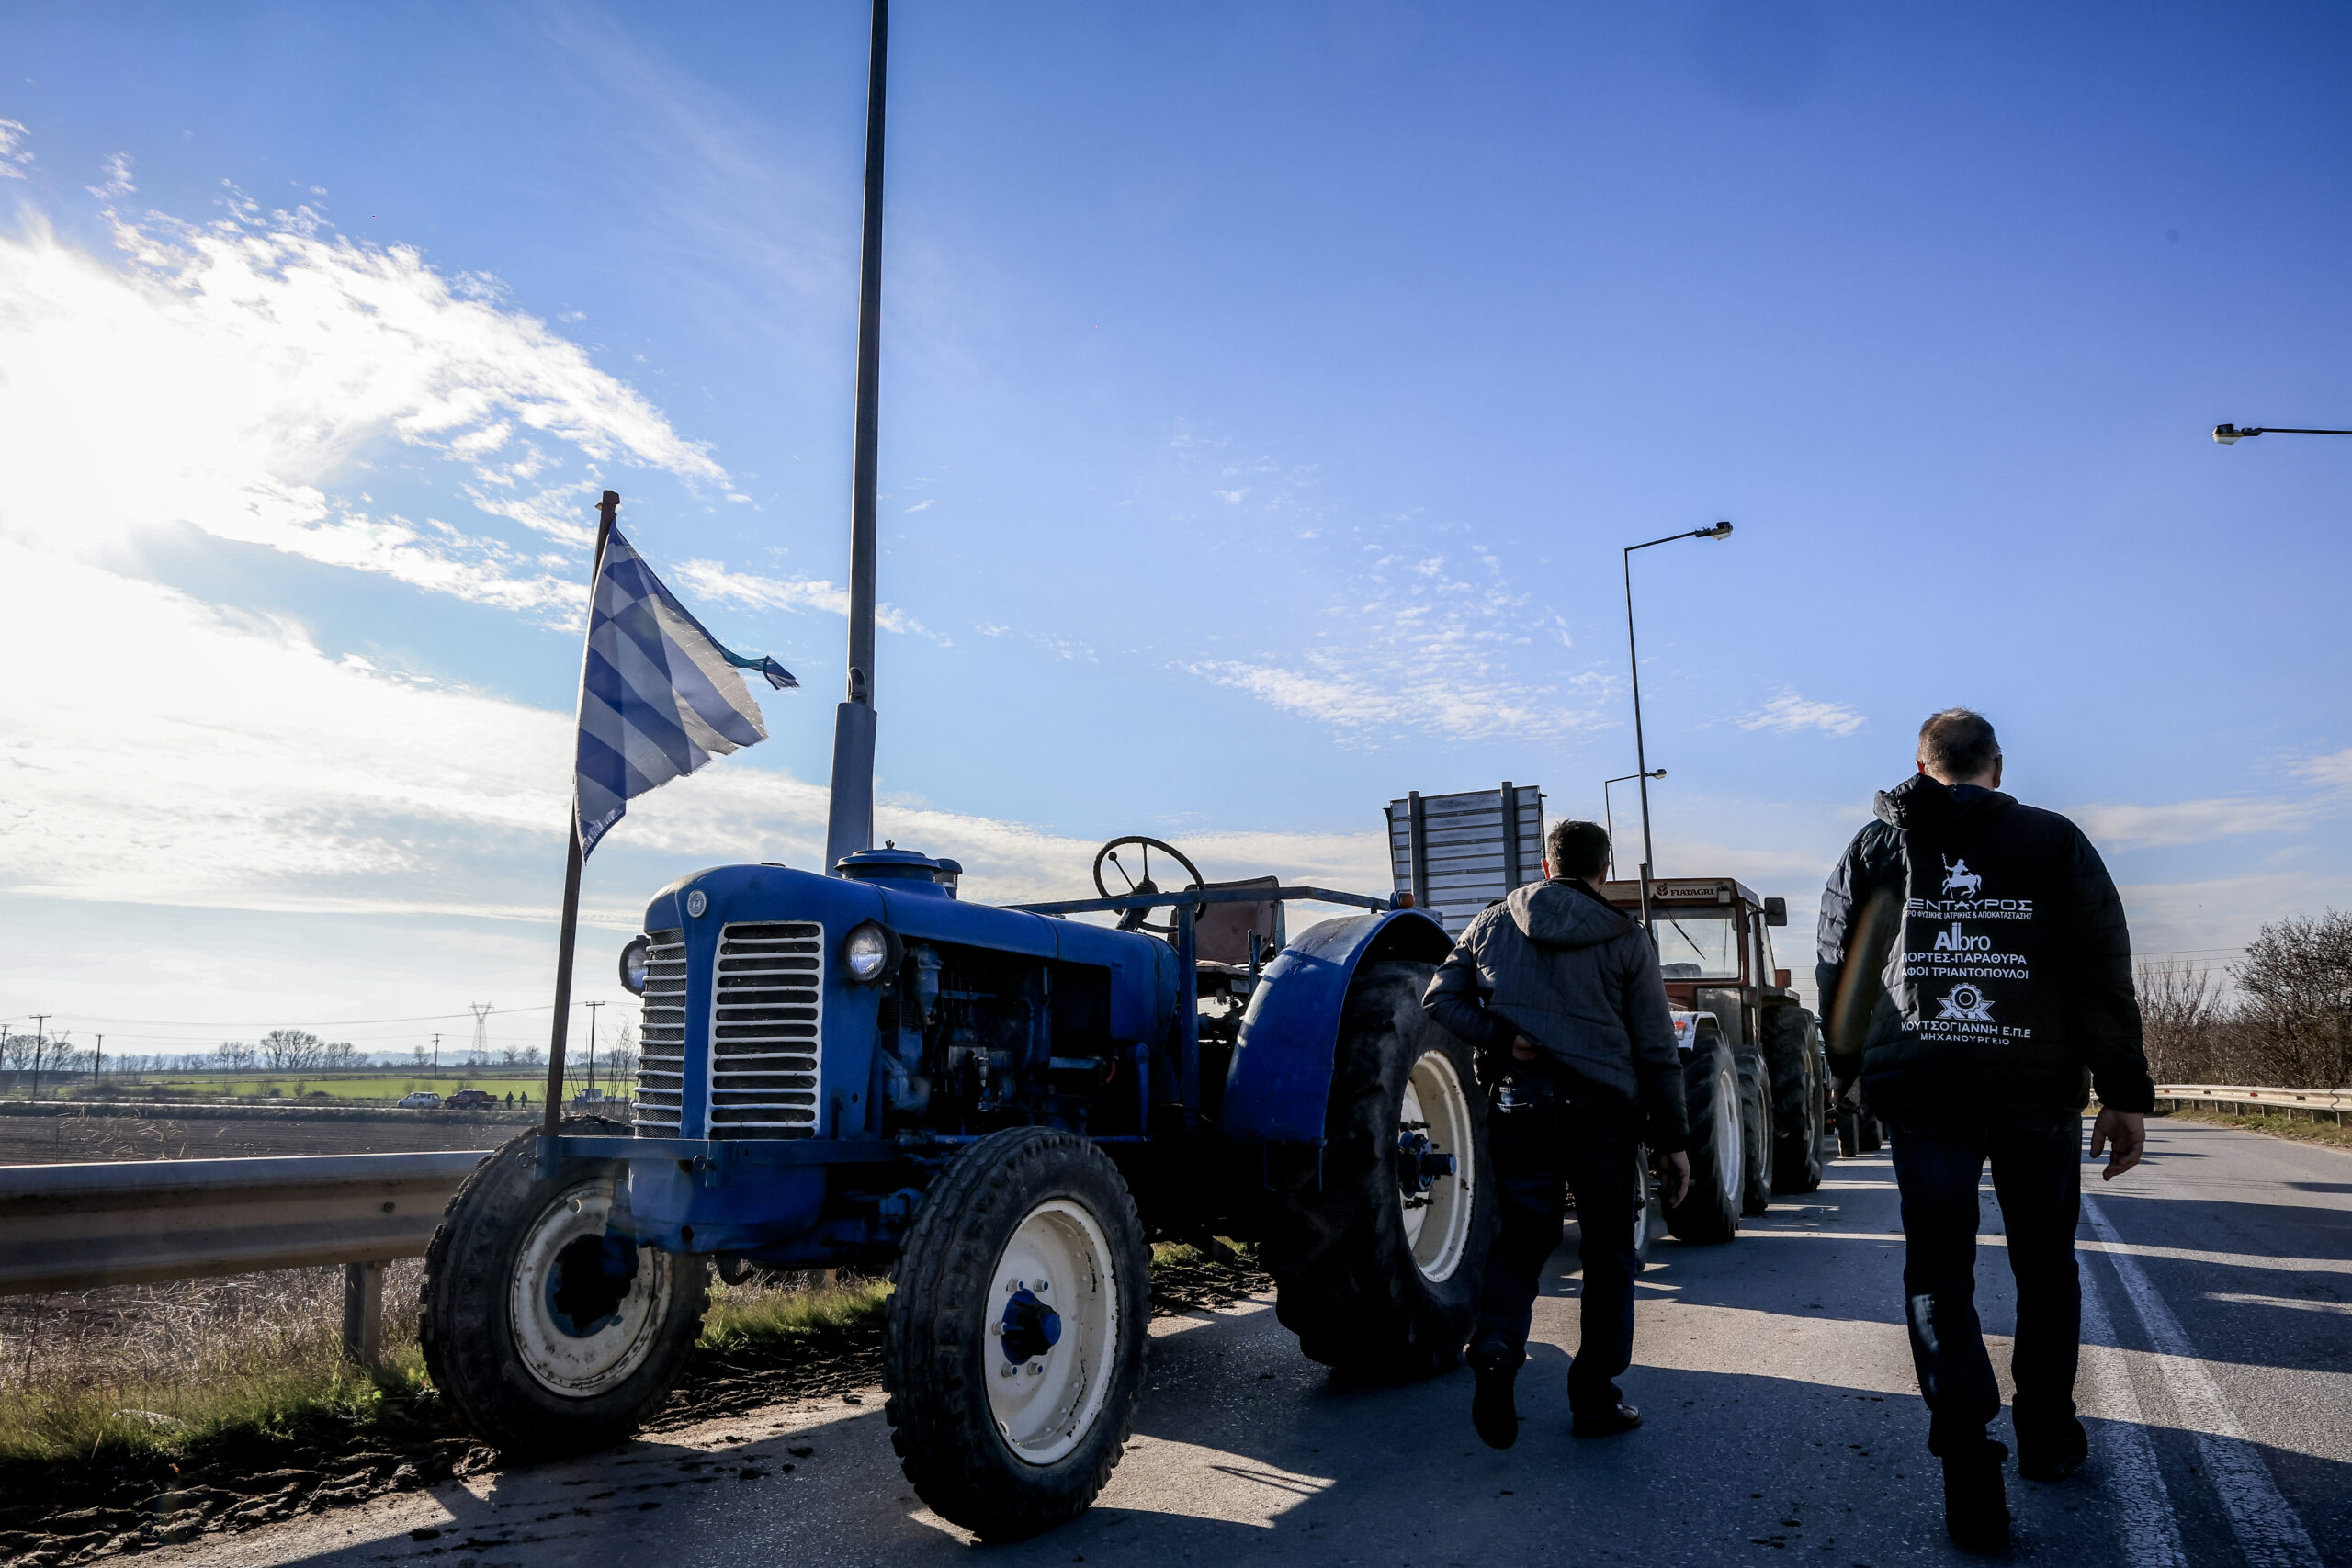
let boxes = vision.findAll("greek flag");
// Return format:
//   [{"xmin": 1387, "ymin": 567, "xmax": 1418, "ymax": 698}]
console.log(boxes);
[{"xmin": 575, "ymin": 526, "xmax": 797, "ymax": 857}]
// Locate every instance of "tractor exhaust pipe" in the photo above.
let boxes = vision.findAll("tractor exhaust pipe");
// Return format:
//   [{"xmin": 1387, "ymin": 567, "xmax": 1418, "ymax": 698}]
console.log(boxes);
[{"xmin": 824, "ymin": 0, "xmax": 889, "ymax": 874}]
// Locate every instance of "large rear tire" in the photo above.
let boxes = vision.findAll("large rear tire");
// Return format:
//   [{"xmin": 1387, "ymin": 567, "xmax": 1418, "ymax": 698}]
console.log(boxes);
[
  {"xmin": 1763, "ymin": 1007, "xmax": 1826, "ymax": 1193},
  {"xmin": 1737, "ymin": 1046, "xmax": 1776, "ymax": 1218},
  {"xmin": 1263, "ymin": 960, "xmax": 1496, "ymax": 1378},
  {"xmin": 420, "ymin": 1120, "xmax": 707, "ymax": 1458},
  {"xmin": 1665, "ymin": 1025, "xmax": 1741, "ymax": 1243},
  {"xmin": 884, "ymin": 1127, "xmax": 1150, "ymax": 1541}
]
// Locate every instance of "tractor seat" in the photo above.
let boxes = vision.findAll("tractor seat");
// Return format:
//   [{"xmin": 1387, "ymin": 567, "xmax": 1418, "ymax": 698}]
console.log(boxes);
[{"xmin": 1192, "ymin": 875, "xmax": 1281, "ymax": 966}]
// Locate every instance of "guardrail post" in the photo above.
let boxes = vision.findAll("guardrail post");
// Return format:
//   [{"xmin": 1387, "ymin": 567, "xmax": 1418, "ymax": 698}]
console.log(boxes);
[{"xmin": 342, "ymin": 1259, "xmax": 386, "ymax": 1367}]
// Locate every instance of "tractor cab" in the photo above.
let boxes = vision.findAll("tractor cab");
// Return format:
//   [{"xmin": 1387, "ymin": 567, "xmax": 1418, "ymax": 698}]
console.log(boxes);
[{"xmin": 1596, "ymin": 877, "xmax": 1798, "ymax": 1052}]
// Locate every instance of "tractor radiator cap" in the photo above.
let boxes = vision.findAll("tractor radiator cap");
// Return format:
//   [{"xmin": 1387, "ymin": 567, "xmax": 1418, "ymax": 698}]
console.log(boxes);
[{"xmin": 838, "ymin": 845, "xmax": 950, "ymax": 892}]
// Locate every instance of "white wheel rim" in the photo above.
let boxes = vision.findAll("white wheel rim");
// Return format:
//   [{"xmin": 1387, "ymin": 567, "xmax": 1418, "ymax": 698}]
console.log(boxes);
[
  {"xmin": 1713, "ymin": 1057, "xmax": 1743, "ymax": 1208},
  {"xmin": 1396, "ymin": 1048, "xmax": 1476, "ymax": 1283},
  {"xmin": 508, "ymin": 1178, "xmax": 675, "ymax": 1397},
  {"xmin": 1631, "ymin": 1146, "xmax": 1652, "ymax": 1267},
  {"xmin": 985, "ymin": 1198, "xmax": 1121, "ymax": 1467}
]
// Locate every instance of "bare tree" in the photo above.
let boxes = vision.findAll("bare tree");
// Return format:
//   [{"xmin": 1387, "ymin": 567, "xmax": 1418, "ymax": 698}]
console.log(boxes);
[
  {"xmin": 322, "ymin": 1040, "xmax": 360, "ymax": 1071},
  {"xmin": 215, "ymin": 1040, "xmax": 256, "ymax": 1073},
  {"xmin": 2233, "ymin": 911, "xmax": 2352, "ymax": 1089},
  {"xmin": 260, "ymin": 1029, "xmax": 325, "ymax": 1072},
  {"xmin": 2137, "ymin": 959, "xmax": 2230, "ymax": 1083}
]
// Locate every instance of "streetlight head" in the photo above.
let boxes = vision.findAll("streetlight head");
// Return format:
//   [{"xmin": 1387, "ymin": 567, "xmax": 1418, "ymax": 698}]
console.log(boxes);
[
  {"xmin": 1649, "ymin": 768, "xmax": 1667, "ymax": 779},
  {"xmin": 2212, "ymin": 423, "xmax": 2254, "ymax": 444},
  {"xmin": 1703, "ymin": 521, "xmax": 1734, "ymax": 539}
]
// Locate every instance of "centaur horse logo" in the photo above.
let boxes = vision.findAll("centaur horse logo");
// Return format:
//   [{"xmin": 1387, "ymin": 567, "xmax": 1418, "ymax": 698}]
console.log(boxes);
[{"xmin": 1940, "ymin": 856, "xmax": 1983, "ymax": 899}]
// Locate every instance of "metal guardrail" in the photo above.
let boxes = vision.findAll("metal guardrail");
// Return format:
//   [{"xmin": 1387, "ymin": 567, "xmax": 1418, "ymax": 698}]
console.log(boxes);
[
  {"xmin": 2157, "ymin": 1083, "xmax": 2352, "ymax": 1123},
  {"xmin": 0, "ymin": 1150, "xmax": 490, "ymax": 1361}
]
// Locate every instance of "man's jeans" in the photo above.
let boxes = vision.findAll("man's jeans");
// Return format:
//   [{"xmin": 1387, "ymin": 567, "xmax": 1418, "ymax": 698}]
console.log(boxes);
[
  {"xmin": 1884, "ymin": 1107, "xmax": 2084, "ymax": 1451},
  {"xmin": 1470, "ymin": 1075, "xmax": 1643, "ymax": 1416}
]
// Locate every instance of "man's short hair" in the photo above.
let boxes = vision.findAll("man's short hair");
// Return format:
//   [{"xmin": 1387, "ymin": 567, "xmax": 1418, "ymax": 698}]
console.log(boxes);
[
  {"xmin": 1917, "ymin": 707, "xmax": 2001, "ymax": 781},
  {"xmin": 1546, "ymin": 819, "xmax": 1611, "ymax": 880}
]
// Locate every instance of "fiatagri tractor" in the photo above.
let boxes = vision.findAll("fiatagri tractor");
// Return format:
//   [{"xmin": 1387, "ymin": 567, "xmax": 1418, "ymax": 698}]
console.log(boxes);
[{"xmin": 421, "ymin": 786, "xmax": 1837, "ymax": 1538}]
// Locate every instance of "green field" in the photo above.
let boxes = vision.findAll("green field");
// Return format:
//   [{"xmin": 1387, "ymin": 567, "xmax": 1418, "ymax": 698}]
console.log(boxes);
[{"xmin": 65, "ymin": 1070, "xmax": 604, "ymax": 1105}]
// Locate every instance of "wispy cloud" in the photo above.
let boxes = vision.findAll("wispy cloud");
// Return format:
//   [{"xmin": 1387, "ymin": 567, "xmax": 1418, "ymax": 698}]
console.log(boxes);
[
  {"xmin": 0, "ymin": 119, "xmax": 31, "ymax": 179},
  {"xmin": 671, "ymin": 560, "xmax": 930, "ymax": 637},
  {"xmin": 1740, "ymin": 693, "xmax": 1866, "ymax": 738},
  {"xmin": 904, "ymin": 498, "xmax": 934, "ymax": 513},
  {"xmin": 0, "ymin": 191, "xmax": 724, "ymax": 620}
]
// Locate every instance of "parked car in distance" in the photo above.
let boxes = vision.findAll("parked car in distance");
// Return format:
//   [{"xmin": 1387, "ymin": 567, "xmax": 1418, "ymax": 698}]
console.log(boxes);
[
  {"xmin": 398, "ymin": 1091, "xmax": 442, "ymax": 1109},
  {"xmin": 445, "ymin": 1089, "xmax": 497, "ymax": 1110}
]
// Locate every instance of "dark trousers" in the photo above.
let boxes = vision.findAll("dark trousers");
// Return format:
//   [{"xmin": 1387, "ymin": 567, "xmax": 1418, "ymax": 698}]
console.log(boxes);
[
  {"xmin": 1884, "ymin": 1107, "xmax": 2083, "ymax": 1451},
  {"xmin": 1470, "ymin": 1085, "xmax": 1642, "ymax": 1416}
]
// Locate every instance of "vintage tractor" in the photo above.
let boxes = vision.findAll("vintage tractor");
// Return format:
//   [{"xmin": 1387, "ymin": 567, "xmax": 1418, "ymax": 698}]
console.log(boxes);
[
  {"xmin": 418, "ymin": 836, "xmax": 1493, "ymax": 1540},
  {"xmin": 1596, "ymin": 875, "xmax": 1831, "ymax": 1242}
]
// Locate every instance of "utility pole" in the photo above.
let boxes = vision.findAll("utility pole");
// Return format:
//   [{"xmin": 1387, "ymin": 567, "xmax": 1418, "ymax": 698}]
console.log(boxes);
[
  {"xmin": 29, "ymin": 1015, "xmax": 51, "ymax": 1100},
  {"xmin": 94, "ymin": 1033, "xmax": 103, "ymax": 1089},
  {"xmin": 584, "ymin": 999, "xmax": 603, "ymax": 1103},
  {"xmin": 822, "ymin": 0, "xmax": 891, "ymax": 874},
  {"xmin": 432, "ymin": 1032, "xmax": 441, "ymax": 1076}
]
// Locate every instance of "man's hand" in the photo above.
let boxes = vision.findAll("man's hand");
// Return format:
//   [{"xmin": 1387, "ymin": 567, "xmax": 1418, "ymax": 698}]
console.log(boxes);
[
  {"xmin": 2089, "ymin": 1108, "xmax": 2145, "ymax": 1181},
  {"xmin": 1656, "ymin": 1149, "xmax": 1691, "ymax": 1207},
  {"xmin": 1510, "ymin": 1033, "xmax": 1540, "ymax": 1062}
]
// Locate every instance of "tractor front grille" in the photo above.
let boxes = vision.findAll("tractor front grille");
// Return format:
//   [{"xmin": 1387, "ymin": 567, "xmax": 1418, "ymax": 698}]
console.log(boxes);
[
  {"xmin": 633, "ymin": 929, "xmax": 687, "ymax": 1135},
  {"xmin": 707, "ymin": 921, "xmax": 823, "ymax": 1139}
]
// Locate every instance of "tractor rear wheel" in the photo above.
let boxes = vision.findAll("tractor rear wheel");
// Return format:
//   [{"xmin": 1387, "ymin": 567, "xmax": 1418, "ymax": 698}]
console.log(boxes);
[
  {"xmin": 884, "ymin": 1127, "xmax": 1149, "ymax": 1541},
  {"xmin": 1763, "ymin": 1007, "xmax": 1826, "ymax": 1193},
  {"xmin": 1666, "ymin": 1025, "xmax": 1742, "ymax": 1243},
  {"xmin": 1264, "ymin": 960, "xmax": 1496, "ymax": 1379},
  {"xmin": 1737, "ymin": 1046, "xmax": 1776, "ymax": 1217},
  {"xmin": 420, "ymin": 1119, "xmax": 707, "ymax": 1458}
]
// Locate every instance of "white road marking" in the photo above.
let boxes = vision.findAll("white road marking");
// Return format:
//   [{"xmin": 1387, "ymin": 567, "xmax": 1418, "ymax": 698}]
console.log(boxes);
[
  {"xmin": 2082, "ymin": 1194, "xmax": 2323, "ymax": 1568},
  {"xmin": 2201, "ymin": 1291, "xmax": 2352, "ymax": 1315},
  {"xmin": 2076, "ymin": 1258, "xmax": 2186, "ymax": 1567}
]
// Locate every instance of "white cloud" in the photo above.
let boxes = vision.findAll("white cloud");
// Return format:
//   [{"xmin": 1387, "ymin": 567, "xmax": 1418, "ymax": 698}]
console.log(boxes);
[
  {"xmin": 2069, "ymin": 795, "xmax": 2332, "ymax": 850},
  {"xmin": 1214, "ymin": 488, "xmax": 1250, "ymax": 505},
  {"xmin": 0, "ymin": 200, "xmax": 725, "ymax": 618},
  {"xmin": 0, "ymin": 119, "xmax": 31, "ymax": 179},
  {"xmin": 1740, "ymin": 693, "xmax": 1866, "ymax": 738},
  {"xmin": 88, "ymin": 152, "xmax": 134, "ymax": 198},
  {"xmin": 673, "ymin": 559, "xmax": 930, "ymax": 637},
  {"xmin": 2292, "ymin": 748, "xmax": 2352, "ymax": 788},
  {"xmin": 904, "ymin": 498, "xmax": 935, "ymax": 513}
]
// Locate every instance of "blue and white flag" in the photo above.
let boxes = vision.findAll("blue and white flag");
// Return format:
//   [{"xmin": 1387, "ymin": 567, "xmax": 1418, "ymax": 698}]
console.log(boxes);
[{"xmin": 575, "ymin": 526, "xmax": 797, "ymax": 857}]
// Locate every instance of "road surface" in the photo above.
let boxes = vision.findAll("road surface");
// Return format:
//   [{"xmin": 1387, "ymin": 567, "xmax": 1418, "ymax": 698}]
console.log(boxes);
[{"xmin": 153, "ymin": 1115, "xmax": 2350, "ymax": 1567}]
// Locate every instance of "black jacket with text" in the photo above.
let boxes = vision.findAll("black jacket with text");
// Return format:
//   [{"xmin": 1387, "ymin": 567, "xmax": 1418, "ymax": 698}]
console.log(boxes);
[
  {"xmin": 1423, "ymin": 877, "xmax": 1690, "ymax": 1153},
  {"xmin": 1815, "ymin": 773, "xmax": 2154, "ymax": 1115}
]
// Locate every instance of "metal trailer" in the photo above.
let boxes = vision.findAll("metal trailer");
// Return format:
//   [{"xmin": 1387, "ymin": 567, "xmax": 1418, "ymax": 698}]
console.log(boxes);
[{"xmin": 420, "ymin": 839, "xmax": 1494, "ymax": 1540}]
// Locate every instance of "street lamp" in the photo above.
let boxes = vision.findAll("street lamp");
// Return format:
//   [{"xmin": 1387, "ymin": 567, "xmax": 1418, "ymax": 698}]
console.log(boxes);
[
  {"xmin": 1602, "ymin": 770, "xmax": 1666, "ymax": 877},
  {"xmin": 2213, "ymin": 423, "xmax": 2352, "ymax": 443},
  {"xmin": 1624, "ymin": 522, "xmax": 1734, "ymax": 936}
]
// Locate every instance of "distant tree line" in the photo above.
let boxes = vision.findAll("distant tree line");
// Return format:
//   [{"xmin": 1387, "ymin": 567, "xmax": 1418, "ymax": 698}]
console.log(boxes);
[{"xmin": 2140, "ymin": 910, "xmax": 2352, "ymax": 1089}]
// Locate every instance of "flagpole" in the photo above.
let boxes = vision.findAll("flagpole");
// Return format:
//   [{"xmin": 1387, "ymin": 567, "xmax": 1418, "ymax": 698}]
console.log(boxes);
[
  {"xmin": 822, "ymin": 0, "xmax": 888, "ymax": 874},
  {"xmin": 543, "ymin": 489, "xmax": 622, "ymax": 1138}
]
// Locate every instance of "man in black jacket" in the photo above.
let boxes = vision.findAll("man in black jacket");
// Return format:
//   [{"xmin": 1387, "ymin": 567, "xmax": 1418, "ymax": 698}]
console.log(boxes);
[
  {"xmin": 1424, "ymin": 819, "xmax": 1690, "ymax": 1450},
  {"xmin": 1817, "ymin": 708, "xmax": 2153, "ymax": 1551}
]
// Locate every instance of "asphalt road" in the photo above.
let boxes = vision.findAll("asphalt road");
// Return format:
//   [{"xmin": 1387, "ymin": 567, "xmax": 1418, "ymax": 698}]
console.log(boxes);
[{"xmin": 158, "ymin": 1116, "xmax": 2350, "ymax": 1568}]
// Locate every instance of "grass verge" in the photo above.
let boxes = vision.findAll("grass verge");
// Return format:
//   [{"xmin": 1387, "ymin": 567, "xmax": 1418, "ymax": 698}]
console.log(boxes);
[{"xmin": 2165, "ymin": 1107, "xmax": 2352, "ymax": 1152}]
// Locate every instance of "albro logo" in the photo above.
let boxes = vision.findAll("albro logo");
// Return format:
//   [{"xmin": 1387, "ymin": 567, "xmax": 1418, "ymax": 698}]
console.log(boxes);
[
  {"xmin": 1931, "ymin": 920, "xmax": 1991, "ymax": 953},
  {"xmin": 1936, "ymin": 984, "xmax": 1996, "ymax": 1022}
]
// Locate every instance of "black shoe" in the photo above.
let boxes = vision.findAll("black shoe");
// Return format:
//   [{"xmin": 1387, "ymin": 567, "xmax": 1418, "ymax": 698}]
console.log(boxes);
[
  {"xmin": 1943, "ymin": 1438, "xmax": 2011, "ymax": 1552},
  {"xmin": 1469, "ymin": 1343, "xmax": 1521, "ymax": 1450},
  {"xmin": 1571, "ymin": 1402, "xmax": 1642, "ymax": 1438},
  {"xmin": 2018, "ymin": 1417, "xmax": 2089, "ymax": 1482}
]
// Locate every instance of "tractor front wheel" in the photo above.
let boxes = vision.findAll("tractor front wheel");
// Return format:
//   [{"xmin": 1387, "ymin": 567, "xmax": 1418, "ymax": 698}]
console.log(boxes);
[
  {"xmin": 1665, "ymin": 1026, "xmax": 1742, "ymax": 1243},
  {"xmin": 884, "ymin": 1127, "xmax": 1149, "ymax": 1541},
  {"xmin": 419, "ymin": 1120, "xmax": 707, "ymax": 1458},
  {"xmin": 1263, "ymin": 960, "xmax": 1496, "ymax": 1379}
]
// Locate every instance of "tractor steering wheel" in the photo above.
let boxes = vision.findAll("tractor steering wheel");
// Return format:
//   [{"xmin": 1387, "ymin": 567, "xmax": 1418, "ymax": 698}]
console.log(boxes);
[{"xmin": 1091, "ymin": 837, "xmax": 1207, "ymax": 935}]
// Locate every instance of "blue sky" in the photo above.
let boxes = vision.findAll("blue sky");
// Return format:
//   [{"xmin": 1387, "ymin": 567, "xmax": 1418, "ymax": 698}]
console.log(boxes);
[{"xmin": 3, "ymin": 1, "xmax": 2347, "ymax": 1060}]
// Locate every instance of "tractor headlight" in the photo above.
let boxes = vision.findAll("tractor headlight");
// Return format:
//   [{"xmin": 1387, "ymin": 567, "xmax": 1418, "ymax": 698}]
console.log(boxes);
[
  {"xmin": 842, "ymin": 920, "xmax": 898, "ymax": 985},
  {"xmin": 619, "ymin": 935, "xmax": 651, "ymax": 996}
]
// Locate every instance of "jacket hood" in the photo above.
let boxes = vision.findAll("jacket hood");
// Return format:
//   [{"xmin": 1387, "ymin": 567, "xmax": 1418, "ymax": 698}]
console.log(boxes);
[
  {"xmin": 1508, "ymin": 878, "xmax": 1634, "ymax": 949},
  {"xmin": 1873, "ymin": 773, "xmax": 2013, "ymax": 836}
]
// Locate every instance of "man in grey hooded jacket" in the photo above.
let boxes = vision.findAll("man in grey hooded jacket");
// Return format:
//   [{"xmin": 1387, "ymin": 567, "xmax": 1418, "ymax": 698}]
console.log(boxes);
[{"xmin": 1424, "ymin": 819, "xmax": 1690, "ymax": 1449}]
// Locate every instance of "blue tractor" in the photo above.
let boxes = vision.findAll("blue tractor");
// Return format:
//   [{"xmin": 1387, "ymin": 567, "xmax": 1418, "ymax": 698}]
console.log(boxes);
[{"xmin": 420, "ymin": 836, "xmax": 1494, "ymax": 1538}]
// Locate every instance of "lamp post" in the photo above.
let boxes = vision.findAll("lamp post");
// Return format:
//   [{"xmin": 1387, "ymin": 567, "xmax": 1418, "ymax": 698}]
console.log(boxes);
[
  {"xmin": 1623, "ymin": 522, "xmax": 1734, "ymax": 936},
  {"xmin": 1602, "ymin": 770, "xmax": 1666, "ymax": 876},
  {"xmin": 2212, "ymin": 423, "xmax": 2352, "ymax": 443}
]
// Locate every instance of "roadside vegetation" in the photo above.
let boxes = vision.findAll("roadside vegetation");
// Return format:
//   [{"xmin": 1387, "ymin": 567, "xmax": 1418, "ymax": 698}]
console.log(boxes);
[
  {"xmin": 0, "ymin": 1242, "xmax": 1263, "ymax": 1562},
  {"xmin": 2139, "ymin": 909, "xmax": 2352, "ymax": 1088}
]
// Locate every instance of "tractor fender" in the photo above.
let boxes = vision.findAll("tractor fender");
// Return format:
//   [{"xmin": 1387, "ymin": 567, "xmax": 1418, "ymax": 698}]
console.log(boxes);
[{"xmin": 1217, "ymin": 907, "xmax": 1453, "ymax": 1144}]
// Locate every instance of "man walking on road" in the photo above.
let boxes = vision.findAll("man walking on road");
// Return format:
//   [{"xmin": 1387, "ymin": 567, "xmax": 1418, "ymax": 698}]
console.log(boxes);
[
  {"xmin": 1817, "ymin": 709, "xmax": 2154, "ymax": 1551},
  {"xmin": 1424, "ymin": 819, "xmax": 1690, "ymax": 1450}
]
